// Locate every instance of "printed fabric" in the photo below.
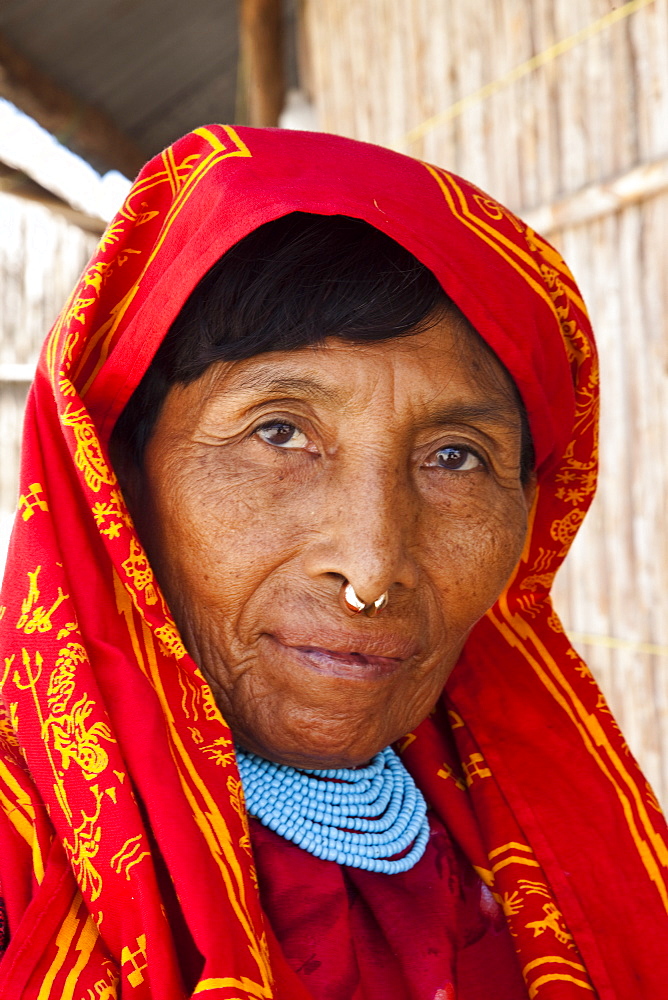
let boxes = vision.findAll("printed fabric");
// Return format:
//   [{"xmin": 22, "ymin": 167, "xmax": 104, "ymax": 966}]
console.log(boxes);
[{"xmin": 0, "ymin": 125, "xmax": 666, "ymax": 999}]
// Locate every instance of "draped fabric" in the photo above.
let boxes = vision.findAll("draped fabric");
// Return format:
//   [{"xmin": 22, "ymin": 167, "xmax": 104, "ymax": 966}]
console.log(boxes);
[{"xmin": 0, "ymin": 124, "xmax": 666, "ymax": 999}]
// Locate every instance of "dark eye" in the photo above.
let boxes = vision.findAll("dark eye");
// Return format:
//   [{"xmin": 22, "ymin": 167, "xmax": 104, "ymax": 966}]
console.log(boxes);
[
  {"xmin": 430, "ymin": 446, "xmax": 482, "ymax": 471},
  {"xmin": 256, "ymin": 422, "xmax": 310, "ymax": 449}
]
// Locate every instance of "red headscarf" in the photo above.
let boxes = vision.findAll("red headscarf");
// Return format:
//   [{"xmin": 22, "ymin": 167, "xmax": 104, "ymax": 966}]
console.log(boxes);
[{"xmin": 0, "ymin": 125, "xmax": 666, "ymax": 999}]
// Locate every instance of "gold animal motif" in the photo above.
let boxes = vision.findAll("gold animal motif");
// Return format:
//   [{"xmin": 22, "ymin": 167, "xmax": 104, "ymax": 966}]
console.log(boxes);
[
  {"xmin": 62, "ymin": 784, "xmax": 105, "ymax": 901},
  {"xmin": 44, "ymin": 693, "xmax": 114, "ymax": 780},
  {"xmin": 550, "ymin": 510, "xmax": 586, "ymax": 557},
  {"xmin": 65, "ymin": 295, "xmax": 97, "ymax": 327},
  {"xmin": 0, "ymin": 701, "xmax": 19, "ymax": 749},
  {"xmin": 85, "ymin": 969, "xmax": 119, "ymax": 1000},
  {"xmin": 47, "ymin": 642, "xmax": 87, "ymax": 713},
  {"xmin": 526, "ymin": 902, "xmax": 574, "ymax": 947}
]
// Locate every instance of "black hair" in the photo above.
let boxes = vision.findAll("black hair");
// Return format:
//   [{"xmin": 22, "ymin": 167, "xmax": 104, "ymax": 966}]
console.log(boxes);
[{"xmin": 111, "ymin": 212, "xmax": 534, "ymax": 480}]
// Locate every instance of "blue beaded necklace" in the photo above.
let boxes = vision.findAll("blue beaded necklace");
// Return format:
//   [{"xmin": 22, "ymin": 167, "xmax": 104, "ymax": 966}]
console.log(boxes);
[{"xmin": 235, "ymin": 745, "xmax": 430, "ymax": 874}]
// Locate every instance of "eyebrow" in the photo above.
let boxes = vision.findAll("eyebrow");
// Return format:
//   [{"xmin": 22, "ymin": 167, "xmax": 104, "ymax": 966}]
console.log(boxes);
[
  {"xmin": 224, "ymin": 371, "xmax": 346, "ymax": 404},
  {"xmin": 223, "ymin": 370, "xmax": 520, "ymax": 429},
  {"xmin": 426, "ymin": 401, "xmax": 520, "ymax": 430}
]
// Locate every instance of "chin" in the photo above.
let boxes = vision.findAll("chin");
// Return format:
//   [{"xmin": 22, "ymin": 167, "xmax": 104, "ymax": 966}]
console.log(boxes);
[{"xmin": 236, "ymin": 728, "xmax": 391, "ymax": 771}]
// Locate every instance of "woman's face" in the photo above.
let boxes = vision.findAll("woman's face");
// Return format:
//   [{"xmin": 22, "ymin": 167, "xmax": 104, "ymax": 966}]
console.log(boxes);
[{"xmin": 131, "ymin": 317, "xmax": 535, "ymax": 768}]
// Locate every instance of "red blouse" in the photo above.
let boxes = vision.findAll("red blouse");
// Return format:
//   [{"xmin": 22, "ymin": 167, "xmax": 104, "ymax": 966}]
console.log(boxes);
[{"xmin": 251, "ymin": 813, "xmax": 527, "ymax": 999}]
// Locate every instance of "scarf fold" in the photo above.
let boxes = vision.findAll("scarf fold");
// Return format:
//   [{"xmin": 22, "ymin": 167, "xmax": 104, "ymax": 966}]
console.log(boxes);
[{"xmin": 0, "ymin": 124, "xmax": 666, "ymax": 999}]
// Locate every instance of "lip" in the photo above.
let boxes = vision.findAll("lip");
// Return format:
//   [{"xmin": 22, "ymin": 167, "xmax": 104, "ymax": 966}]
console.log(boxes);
[{"xmin": 267, "ymin": 630, "xmax": 420, "ymax": 680}]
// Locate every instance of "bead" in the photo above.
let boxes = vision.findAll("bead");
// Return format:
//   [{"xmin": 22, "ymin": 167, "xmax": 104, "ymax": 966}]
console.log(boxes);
[{"xmin": 236, "ymin": 744, "xmax": 429, "ymax": 874}]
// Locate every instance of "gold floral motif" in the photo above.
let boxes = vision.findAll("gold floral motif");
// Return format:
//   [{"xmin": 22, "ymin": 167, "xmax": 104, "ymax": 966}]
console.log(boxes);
[
  {"xmin": 154, "ymin": 621, "xmax": 186, "ymax": 659},
  {"xmin": 61, "ymin": 404, "xmax": 117, "ymax": 492},
  {"xmin": 92, "ymin": 489, "xmax": 133, "ymax": 539},
  {"xmin": 574, "ymin": 660, "xmax": 596, "ymax": 684},
  {"xmin": 121, "ymin": 538, "xmax": 157, "ymax": 604},
  {"xmin": 201, "ymin": 736, "xmax": 235, "ymax": 768},
  {"xmin": 99, "ymin": 222, "xmax": 126, "ymax": 250},
  {"xmin": 227, "ymin": 774, "xmax": 246, "ymax": 820}
]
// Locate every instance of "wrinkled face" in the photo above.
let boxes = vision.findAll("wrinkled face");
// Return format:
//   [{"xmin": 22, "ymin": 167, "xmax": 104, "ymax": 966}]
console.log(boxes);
[{"xmin": 129, "ymin": 318, "xmax": 535, "ymax": 769}]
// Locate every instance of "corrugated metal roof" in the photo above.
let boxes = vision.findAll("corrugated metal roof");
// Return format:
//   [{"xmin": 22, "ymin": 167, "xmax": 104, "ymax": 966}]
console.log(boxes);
[{"xmin": 0, "ymin": 0, "xmax": 238, "ymax": 164}]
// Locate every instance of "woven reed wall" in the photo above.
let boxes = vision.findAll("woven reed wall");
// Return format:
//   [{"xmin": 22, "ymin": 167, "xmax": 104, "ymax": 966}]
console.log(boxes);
[
  {"xmin": 0, "ymin": 193, "xmax": 97, "ymax": 562},
  {"xmin": 303, "ymin": 0, "xmax": 668, "ymax": 803}
]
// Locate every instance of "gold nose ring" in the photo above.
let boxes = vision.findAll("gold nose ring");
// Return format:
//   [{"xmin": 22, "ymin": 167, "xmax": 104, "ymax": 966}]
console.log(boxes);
[{"xmin": 342, "ymin": 582, "xmax": 389, "ymax": 617}]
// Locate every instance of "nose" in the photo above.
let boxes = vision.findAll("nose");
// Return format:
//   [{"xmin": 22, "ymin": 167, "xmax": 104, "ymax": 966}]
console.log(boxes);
[{"xmin": 302, "ymin": 461, "xmax": 420, "ymax": 605}]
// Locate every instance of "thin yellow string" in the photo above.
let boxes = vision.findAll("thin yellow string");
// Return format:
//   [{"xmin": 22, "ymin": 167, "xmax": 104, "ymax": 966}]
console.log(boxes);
[
  {"xmin": 399, "ymin": 0, "xmax": 656, "ymax": 148},
  {"xmin": 567, "ymin": 631, "xmax": 668, "ymax": 658}
]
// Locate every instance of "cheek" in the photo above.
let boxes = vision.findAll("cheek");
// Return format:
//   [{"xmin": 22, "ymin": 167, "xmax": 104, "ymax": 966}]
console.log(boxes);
[
  {"xmin": 141, "ymin": 453, "xmax": 307, "ymax": 634},
  {"xmin": 422, "ymin": 492, "xmax": 529, "ymax": 619}
]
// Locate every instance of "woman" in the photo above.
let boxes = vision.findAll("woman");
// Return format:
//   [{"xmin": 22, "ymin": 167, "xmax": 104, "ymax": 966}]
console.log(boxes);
[{"xmin": 0, "ymin": 124, "xmax": 665, "ymax": 999}]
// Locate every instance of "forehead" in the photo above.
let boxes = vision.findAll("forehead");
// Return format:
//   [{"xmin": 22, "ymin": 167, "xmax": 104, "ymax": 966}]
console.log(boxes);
[
  {"xmin": 166, "ymin": 314, "xmax": 522, "ymax": 438},
  {"xmin": 205, "ymin": 317, "xmax": 514, "ymax": 403}
]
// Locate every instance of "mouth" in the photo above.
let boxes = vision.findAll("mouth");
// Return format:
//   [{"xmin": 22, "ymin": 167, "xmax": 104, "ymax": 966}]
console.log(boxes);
[{"xmin": 267, "ymin": 633, "xmax": 416, "ymax": 679}]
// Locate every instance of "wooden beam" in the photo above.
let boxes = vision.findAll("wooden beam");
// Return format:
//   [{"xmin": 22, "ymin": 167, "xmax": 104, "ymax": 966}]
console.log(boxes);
[
  {"xmin": 0, "ymin": 162, "xmax": 106, "ymax": 234},
  {"xmin": 523, "ymin": 156, "xmax": 668, "ymax": 235},
  {"xmin": 240, "ymin": 0, "xmax": 286, "ymax": 127},
  {"xmin": 0, "ymin": 32, "xmax": 145, "ymax": 179}
]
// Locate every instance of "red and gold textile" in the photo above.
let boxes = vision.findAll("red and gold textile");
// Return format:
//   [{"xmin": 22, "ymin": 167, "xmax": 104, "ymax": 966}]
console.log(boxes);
[{"xmin": 0, "ymin": 125, "xmax": 666, "ymax": 998}]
